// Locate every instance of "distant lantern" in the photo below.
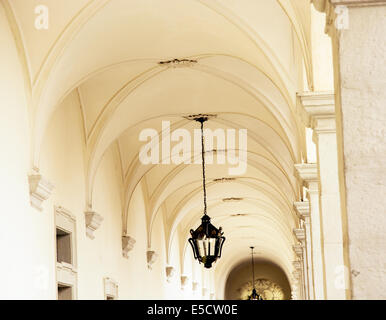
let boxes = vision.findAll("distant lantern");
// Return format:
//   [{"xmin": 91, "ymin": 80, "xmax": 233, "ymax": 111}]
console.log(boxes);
[
  {"xmin": 248, "ymin": 247, "xmax": 263, "ymax": 300},
  {"xmin": 188, "ymin": 117, "xmax": 225, "ymax": 269}
]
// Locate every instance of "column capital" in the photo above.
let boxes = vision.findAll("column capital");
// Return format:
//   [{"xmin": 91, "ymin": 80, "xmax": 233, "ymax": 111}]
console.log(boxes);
[
  {"xmin": 293, "ymin": 228, "xmax": 306, "ymax": 242},
  {"xmin": 297, "ymin": 92, "xmax": 336, "ymax": 135},
  {"xmin": 313, "ymin": 0, "xmax": 386, "ymax": 12},
  {"xmin": 294, "ymin": 164, "xmax": 319, "ymax": 191},
  {"xmin": 293, "ymin": 201, "xmax": 310, "ymax": 220},
  {"xmin": 312, "ymin": 1, "xmax": 386, "ymax": 38}
]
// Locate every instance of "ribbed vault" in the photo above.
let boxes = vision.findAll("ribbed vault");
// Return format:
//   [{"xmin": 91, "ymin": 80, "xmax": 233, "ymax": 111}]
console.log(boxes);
[{"xmin": 7, "ymin": 0, "xmax": 313, "ymax": 297}]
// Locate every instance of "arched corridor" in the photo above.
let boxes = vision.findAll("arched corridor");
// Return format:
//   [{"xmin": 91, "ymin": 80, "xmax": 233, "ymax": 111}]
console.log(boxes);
[{"xmin": 0, "ymin": 0, "xmax": 385, "ymax": 300}]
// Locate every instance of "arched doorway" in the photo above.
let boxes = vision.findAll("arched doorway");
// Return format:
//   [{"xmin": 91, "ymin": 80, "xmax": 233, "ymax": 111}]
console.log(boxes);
[{"xmin": 225, "ymin": 259, "xmax": 291, "ymax": 300}]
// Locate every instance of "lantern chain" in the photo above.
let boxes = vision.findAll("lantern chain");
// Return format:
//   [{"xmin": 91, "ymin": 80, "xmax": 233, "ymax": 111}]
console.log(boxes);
[{"xmin": 200, "ymin": 119, "xmax": 208, "ymax": 216}]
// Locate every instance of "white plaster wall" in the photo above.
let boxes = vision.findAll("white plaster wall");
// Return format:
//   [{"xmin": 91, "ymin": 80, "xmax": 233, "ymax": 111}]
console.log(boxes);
[
  {"xmin": 338, "ymin": 5, "xmax": 386, "ymax": 299},
  {"xmin": 0, "ymin": 4, "xmax": 57, "ymax": 299},
  {"xmin": 311, "ymin": 6, "xmax": 334, "ymax": 91},
  {"xmin": 38, "ymin": 89, "xmax": 190, "ymax": 299}
]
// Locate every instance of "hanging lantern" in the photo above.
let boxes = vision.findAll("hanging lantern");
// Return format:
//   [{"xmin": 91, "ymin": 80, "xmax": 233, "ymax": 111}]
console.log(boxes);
[
  {"xmin": 248, "ymin": 246, "xmax": 263, "ymax": 300},
  {"xmin": 188, "ymin": 117, "xmax": 225, "ymax": 269}
]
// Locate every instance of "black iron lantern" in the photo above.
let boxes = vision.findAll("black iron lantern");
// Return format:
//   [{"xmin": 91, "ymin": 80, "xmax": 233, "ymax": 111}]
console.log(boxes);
[
  {"xmin": 248, "ymin": 246, "xmax": 263, "ymax": 300},
  {"xmin": 188, "ymin": 117, "xmax": 225, "ymax": 269}
]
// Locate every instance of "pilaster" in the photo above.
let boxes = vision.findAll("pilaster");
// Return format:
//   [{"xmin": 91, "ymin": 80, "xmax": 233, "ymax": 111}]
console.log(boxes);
[{"xmin": 294, "ymin": 164, "xmax": 325, "ymax": 299}]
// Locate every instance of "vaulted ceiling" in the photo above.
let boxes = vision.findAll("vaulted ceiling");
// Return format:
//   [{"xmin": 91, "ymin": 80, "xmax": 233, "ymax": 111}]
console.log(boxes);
[{"xmin": 6, "ymin": 0, "xmax": 313, "ymax": 284}]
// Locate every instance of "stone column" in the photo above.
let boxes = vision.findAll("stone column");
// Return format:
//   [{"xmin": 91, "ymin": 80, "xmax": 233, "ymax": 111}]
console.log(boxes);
[
  {"xmin": 313, "ymin": 0, "xmax": 386, "ymax": 299},
  {"xmin": 298, "ymin": 92, "xmax": 346, "ymax": 299},
  {"xmin": 294, "ymin": 201, "xmax": 315, "ymax": 300},
  {"xmin": 295, "ymin": 164, "xmax": 325, "ymax": 299}
]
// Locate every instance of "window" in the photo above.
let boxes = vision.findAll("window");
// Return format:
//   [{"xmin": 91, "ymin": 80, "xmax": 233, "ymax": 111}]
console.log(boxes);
[
  {"xmin": 58, "ymin": 284, "xmax": 73, "ymax": 300},
  {"xmin": 55, "ymin": 206, "xmax": 77, "ymax": 300},
  {"xmin": 56, "ymin": 228, "xmax": 72, "ymax": 264}
]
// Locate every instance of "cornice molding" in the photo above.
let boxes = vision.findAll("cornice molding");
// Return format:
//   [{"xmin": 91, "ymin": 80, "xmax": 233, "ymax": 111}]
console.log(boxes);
[
  {"xmin": 294, "ymin": 163, "xmax": 318, "ymax": 183},
  {"xmin": 312, "ymin": 0, "xmax": 386, "ymax": 39}
]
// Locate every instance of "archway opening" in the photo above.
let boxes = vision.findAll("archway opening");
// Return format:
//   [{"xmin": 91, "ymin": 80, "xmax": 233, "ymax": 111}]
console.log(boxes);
[{"xmin": 225, "ymin": 259, "xmax": 291, "ymax": 300}]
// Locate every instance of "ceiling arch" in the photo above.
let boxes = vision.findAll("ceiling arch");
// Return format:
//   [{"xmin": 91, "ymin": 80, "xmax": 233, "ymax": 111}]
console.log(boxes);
[{"xmin": 7, "ymin": 0, "xmax": 313, "ymax": 295}]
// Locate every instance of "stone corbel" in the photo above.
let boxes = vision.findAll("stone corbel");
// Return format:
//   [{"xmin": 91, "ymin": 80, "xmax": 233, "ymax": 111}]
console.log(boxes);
[
  {"xmin": 297, "ymin": 92, "xmax": 336, "ymax": 144},
  {"xmin": 122, "ymin": 235, "xmax": 136, "ymax": 258},
  {"xmin": 147, "ymin": 250, "xmax": 158, "ymax": 270},
  {"xmin": 294, "ymin": 164, "xmax": 319, "ymax": 196},
  {"xmin": 293, "ymin": 228, "xmax": 306, "ymax": 243},
  {"xmin": 166, "ymin": 266, "xmax": 175, "ymax": 282},
  {"xmin": 294, "ymin": 201, "xmax": 311, "ymax": 221},
  {"xmin": 292, "ymin": 270, "xmax": 301, "ymax": 281},
  {"xmin": 192, "ymin": 281, "xmax": 199, "ymax": 292},
  {"xmin": 28, "ymin": 174, "xmax": 54, "ymax": 211},
  {"xmin": 293, "ymin": 244, "xmax": 304, "ymax": 258},
  {"xmin": 84, "ymin": 210, "xmax": 103, "ymax": 239},
  {"xmin": 181, "ymin": 276, "xmax": 188, "ymax": 290}
]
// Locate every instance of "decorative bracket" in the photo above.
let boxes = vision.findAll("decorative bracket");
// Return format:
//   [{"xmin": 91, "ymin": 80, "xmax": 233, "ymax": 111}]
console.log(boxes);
[
  {"xmin": 293, "ymin": 260, "xmax": 303, "ymax": 271},
  {"xmin": 181, "ymin": 276, "xmax": 188, "ymax": 290},
  {"xmin": 293, "ymin": 228, "xmax": 306, "ymax": 242},
  {"xmin": 28, "ymin": 174, "xmax": 54, "ymax": 211},
  {"xmin": 166, "ymin": 266, "xmax": 175, "ymax": 282},
  {"xmin": 147, "ymin": 250, "xmax": 158, "ymax": 270},
  {"xmin": 293, "ymin": 244, "xmax": 304, "ymax": 258},
  {"xmin": 293, "ymin": 201, "xmax": 310, "ymax": 220},
  {"xmin": 192, "ymin": 281, "xmax": 199, "ymax": 292},
  {"xmin": 122, "ymin": 235, "xmax": 136, "ymax": 258},
  {"xmin": 85, "ymin": 211, "xmax": 103, "ymax": 239}
]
